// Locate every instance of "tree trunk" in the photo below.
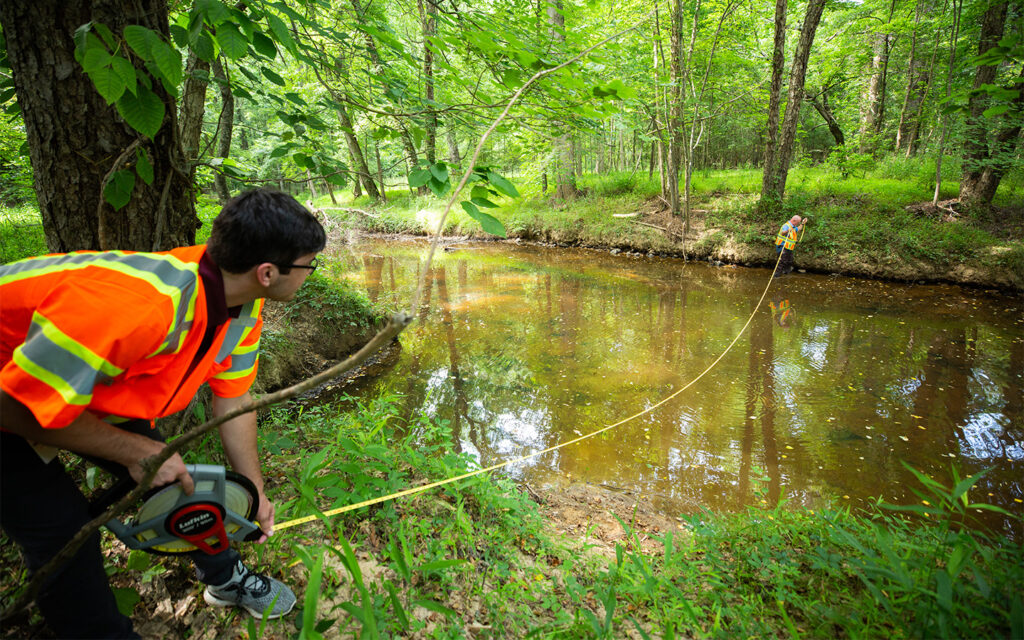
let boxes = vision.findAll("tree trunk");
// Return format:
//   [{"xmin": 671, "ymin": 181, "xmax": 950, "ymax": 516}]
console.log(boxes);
[
  {"xmin": 447, "ymin": 126, "xmax": 462, "ymax": 170},
  {"xmin": 374, "ymin": 139, "xmax": 387, "ymax": 202},
  {"xmin": 667, "ymin": 0, "xmax": 685, "ymax": 219},
  {"xmin": 760, "ymin": 0, "xmax": 788, "ymax": 205},
  {"xmin": 211, "ymin": 57, "xmax": 233, "ymax": 206},
  {"xmin": 807, "ymin": 88, "xmax": 845, "ymax": 146},
  {"xmin": 0, "ymin": 0, "xmax": 197, "ymax": 252},
  {"xmin": 548, "ymin": 0, "xmax": 580, "ymax": 200},
  {"xmin": 859, "ymin": 34, "xmax": 890, "ymax": 152},
  {"xmin": 762, "ymin": 0, "xmax": 826, "ymax": 203},
  {"xmin": 178, "ymin": 51, "xmax": 210, "ymax": 168},
  {"xmin": 960, "ymin": 1, "xmax": 1014, "ymax": 207},
  {"xmin": 933, "ymin": 0, "xmax": 962, "ymax": 204},
  {"xmin": 336, "ymin": 103, "xmax": 380, "ymax": 200},
  {"xmin": 419, "ymin": 0, "xmax": 438, "ymax": 164},
  {"xmin": 895, "ymin": 0, "xmax": 932, "ymax": 154}
]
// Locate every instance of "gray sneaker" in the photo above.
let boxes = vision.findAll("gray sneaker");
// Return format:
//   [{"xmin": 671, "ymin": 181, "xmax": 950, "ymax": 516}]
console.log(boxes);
[{"xmin": 203, "ymin": 560, "xmax": 296, "ymax": 619}]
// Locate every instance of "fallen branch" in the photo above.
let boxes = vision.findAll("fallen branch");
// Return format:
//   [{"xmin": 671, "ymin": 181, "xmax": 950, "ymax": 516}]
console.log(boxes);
[
  {"xmin": 612, "ymin": 213, "xmax": 639, "ymax": 218},
  {"xmin": 636, "ymin": 221, "xmax": 667, "ymax": 231}
]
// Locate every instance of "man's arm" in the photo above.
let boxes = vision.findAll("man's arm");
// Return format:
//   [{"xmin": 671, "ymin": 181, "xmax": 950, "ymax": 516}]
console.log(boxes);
[
  {"xmin": 0, "ymin": 390, "xmax": 194, "ymax": 493},
  {"xmin": 212, "ymin": 392, "xmax": 274, "ymax": 542}
]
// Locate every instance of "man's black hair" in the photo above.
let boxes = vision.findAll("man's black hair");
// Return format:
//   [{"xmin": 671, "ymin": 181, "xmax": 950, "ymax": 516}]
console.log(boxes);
[{"xmin": 206, "ymin": 188, "xmax": 327, "ymax": 273}]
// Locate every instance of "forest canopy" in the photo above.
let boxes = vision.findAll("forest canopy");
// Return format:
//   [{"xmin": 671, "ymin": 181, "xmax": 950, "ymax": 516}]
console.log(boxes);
[{"xmin": 0, "ymin": 0, "xmax": 1021, "ymax": 252}]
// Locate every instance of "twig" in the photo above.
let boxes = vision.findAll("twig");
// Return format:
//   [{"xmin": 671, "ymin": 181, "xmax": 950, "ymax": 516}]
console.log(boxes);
[
  {"xmin": 0, "ymin": 313, "xmax": 413, "ymax": 622},
  {"xmin": 636, "ymin": 221, "xmax": 667, "ymax": 231}
]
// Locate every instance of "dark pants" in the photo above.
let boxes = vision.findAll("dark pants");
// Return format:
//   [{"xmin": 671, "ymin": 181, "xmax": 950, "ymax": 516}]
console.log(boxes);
[
  {"xmin": 0, "ymin": 422, "xmax": 239, "ymax": 639},
  {"xmin": 774, "ymin": 247, "xmax": 795, "ymax": 276}
]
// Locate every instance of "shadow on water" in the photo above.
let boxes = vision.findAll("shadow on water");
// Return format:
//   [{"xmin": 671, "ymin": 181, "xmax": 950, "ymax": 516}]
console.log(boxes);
[{"xmin": 324, "ymin": 238, "xmax": 1024, "ymax": 536}]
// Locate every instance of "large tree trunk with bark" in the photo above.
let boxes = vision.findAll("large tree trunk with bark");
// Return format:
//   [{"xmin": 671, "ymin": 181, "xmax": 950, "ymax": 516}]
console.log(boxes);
[
  {"xmin": 762, "ymin": 0, "xmax": 826, "ymax": 203},
  {"xmin": 0, "ymin": 0, "xmax": 198, "ymax": 252},
  {"xmin": 960, "ymin": 1, "xmax": 1019, "ymax": 207},
  {"xmin": 211, "ymin": 57, "xmax": 234, "ymax": 206},
  {"xmin": 760, "ymin": 0, "xmax": 788, "ymax": 205}
]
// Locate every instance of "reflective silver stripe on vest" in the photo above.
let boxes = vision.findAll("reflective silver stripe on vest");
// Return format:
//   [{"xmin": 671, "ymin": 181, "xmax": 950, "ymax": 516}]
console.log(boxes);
[
  {"xmin": 225, "ymin": 347, "xmax": 259, "ymax": 374},
  {"xmin": 18, "ymin": 321, "xmax": 112, "ymax": 399},
  {"xmin": 216, "ymin": 301, "xmax": 259, "ymax": 363}
]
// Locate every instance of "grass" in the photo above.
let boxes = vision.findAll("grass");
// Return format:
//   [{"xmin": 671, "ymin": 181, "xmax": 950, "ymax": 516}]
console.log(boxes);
[{"xmin": 71, "ymin": 398, "xmax": 1024, "ymax": 638}]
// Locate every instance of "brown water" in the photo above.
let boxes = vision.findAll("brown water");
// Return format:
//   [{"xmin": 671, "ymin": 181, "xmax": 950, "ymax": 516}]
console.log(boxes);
[{"xmin": 327, "ymin": 238, "xmax": 1024, "ymax": 534}]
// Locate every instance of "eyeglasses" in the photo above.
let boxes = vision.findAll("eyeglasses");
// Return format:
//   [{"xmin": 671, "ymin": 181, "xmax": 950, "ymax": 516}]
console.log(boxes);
[{"xmin": 277, "ymin": 257, "xmax": 319, "ymax": 274}]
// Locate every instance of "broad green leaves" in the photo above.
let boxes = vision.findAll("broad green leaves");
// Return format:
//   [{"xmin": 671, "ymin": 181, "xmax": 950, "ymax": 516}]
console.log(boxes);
[{"xmin": 409, "ymin": 163, "xmax": 519, "ymax": 237}]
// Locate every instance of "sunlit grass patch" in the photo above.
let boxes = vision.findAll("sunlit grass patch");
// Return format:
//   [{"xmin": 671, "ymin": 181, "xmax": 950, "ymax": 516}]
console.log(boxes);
[{"xmin": 0, "ymin": 204, "xmax": 46, "ymax": 264}]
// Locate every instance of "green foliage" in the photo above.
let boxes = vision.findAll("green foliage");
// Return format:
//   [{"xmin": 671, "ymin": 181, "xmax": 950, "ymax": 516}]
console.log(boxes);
[
  {"xmin": 286, "ymin": 272, "xmax": 376, "ymax": 333},
  {"xmin": 562, "ymin": 467, "xmax": 1024, "ymax": 638},
  {"xmin": 0, "ymin": 205, "xmax": 47, "ymax": 264}
]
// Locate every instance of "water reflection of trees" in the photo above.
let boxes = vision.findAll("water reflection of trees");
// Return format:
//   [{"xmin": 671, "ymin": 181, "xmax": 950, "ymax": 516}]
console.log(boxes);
[{"xmin": 343, "ymin": 242, "xmax": 1024, "ymax": 528}]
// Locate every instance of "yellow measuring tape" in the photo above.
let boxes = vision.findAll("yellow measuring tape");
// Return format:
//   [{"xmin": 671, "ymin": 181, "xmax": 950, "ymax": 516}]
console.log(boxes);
[{"xmin": 274, "ymin": 229, "xmax": 799, "ymax": 533}]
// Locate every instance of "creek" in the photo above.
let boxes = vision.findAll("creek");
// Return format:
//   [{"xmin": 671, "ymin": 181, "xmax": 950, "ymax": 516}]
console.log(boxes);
[{"xmin": 324, "ymin": 238, "xmax": 1024, "ymax": 534}]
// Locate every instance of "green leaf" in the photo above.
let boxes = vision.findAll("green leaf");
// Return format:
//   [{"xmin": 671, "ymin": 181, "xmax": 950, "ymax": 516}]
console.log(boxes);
[
  {"xmin": 150, "ymin": 40, "xmax": 182, "ymax": 89},
  {"xmin": 116, "ymin": 86, "xmax": 165, "ymax": 139},
  {"xmin": 216, "ymin": 23, "xmax": 249, "ymax": 60},
  {"xmin": 135, "ymin": 148, "xmax": 154, "ymax": 185},
  {"xmin": 412, "ymin": 598, "xmax": 457, "ymax": 618},
  {"xmin": 470, "ymin": 185, "xmax": 493, "ymax": 200},
  {"xmin": 982, "ymin": 104, "xmax": 1010, "ymax": 117},
  {"xmin": 193, "ymin": 30, "xmax": 216, "ymax": 61},
  {"xmin": 429, "ymin": 162, "xmax": 449, "ymax": 183},
  {"xmin": 408, "ymin": 168, "xmax": 431, "ymax": 187},
  {"xmin": 127, "ymin": 549, "xmax": 151, "ymax": 572},
  {"xmin": 111, "ymin": 57, "xmax": 137, "ymax": 96},
  {"xmin": 427, "ymin": 177, "xmax": 448, "ymax": 197},
  {"xmin": 384, "ymin": 581, "xmax": 409, "ymax": 629},
  {"xmin": 169, "ymin": 24, "xmax": 189, "ymax": 48},
  {"xmin": 266, "ymin": 14, "xmax": 296, "ymax": 53},
  {"xmin": 471, "ymin": 197, "xmax": 498, "ymax": 208},
  {"xmin": 269, "ymin": 144, "xmax": 293, "ymax": 158},
  {"xmin": 261, "ymin": 66, "xmax": 286, "ymax": 86},
  {"xmin": 252, "ymin": 31, "xmax": 277, "ymax": 58},
  {"xmin": 284, "ymin": 92, "xmax": 306, "ymax": 106},
  {"xmin": 197, "ymin": 0, "xmax": 232, "ymax": 25},
  {"xmin": 104, "ymin": 170, "xmax": 136, "ymax": 210},
  {"xmin": 88, "ymin": 67, "xmax": 126, "ymax": 104},
  {"xmin": 112, "ymin": 587, "xmax": 141, "ymax": 616},
  {"xmin": 486, "ymin": 171, "xmax": 520, "ymax": 197},
  {"xmin": 81, "ymin": 46, "xmax": 112, "ymax": 73},
  {"xmin": 461, "ymin": 201, "xmax": 506, "ymax": 237},
  {"xmin": 123, "ymin": 25, "xmax": 158, "ymax": 61}
]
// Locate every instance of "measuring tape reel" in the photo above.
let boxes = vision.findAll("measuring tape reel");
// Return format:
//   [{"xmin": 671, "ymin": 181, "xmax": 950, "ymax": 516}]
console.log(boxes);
[{"xmin": 105, "ymin": 464, "xmax": 263, "ymax": 555}]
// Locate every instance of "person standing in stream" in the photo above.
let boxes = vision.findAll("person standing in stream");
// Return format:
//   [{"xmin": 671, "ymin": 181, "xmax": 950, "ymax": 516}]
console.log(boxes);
[{"xmin": 774, "ymin": 215, "xmax": 806, "ymax": 276}]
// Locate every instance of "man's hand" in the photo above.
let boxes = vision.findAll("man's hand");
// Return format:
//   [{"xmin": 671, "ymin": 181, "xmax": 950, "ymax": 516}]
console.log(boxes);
[
  {"xmin": 126, "ymin": 440, "xmax": 194, "ymax": 495},
  {"xmin": 1, "ymin": 390, "xmax": 194, "ymax": 494},
  {"xmin": 254, "ymin": 491, "xmax": 275, "ymax": 543}
]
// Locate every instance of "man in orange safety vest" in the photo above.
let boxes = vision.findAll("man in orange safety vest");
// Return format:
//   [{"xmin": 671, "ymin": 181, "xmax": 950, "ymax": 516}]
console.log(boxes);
[
  {"xmin": 774, "ymin": 214, "xmax": 805, "ymax": 276},
  {"xmin": 0, "ymin": 188, "xmax": 326, "ymax": 638}
]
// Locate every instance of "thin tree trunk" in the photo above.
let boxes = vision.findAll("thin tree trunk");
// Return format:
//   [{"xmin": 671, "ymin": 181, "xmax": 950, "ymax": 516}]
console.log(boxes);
[
  {"xmin": 211, "ymin": 57, "xmax": 233, "ymax": 206},
  {"xmin": 447, "ymin": 126, "xmax": 462, "ymax": 170},
  {"xmin": 419, "ymin": 0, "xmax": 438, "ymax": 164},
  {"xmin": 549, "ymin": 0, "xmax": 580, "ymax": 200},
  {"xmin": 763, "ymin": 0, "xmax": 826, "ymax": 202},
  {"xmin": 667, "ymin": 0, "xmax": 685, "ymax": 219},
  {"xmin": 336, "ymin": 103, "xmax": 380, "ymax": 199},
  {"xmin": 896, "ymin": 0, "xmax": 928, "ymax": 153},
  {"xmin": 807, "ymin": 88, "xmax": 845, "ymax": 146},
  {"xmin": 761, "ymin": 0, "xmax": 788, "ymax": 205},
  {"xmin": 933, "ymin": 0, "xmax": 962, "ymax": 204},
  {"xmin": 178, "ymin": 51, "xmax": 210, "ymax": 168}
]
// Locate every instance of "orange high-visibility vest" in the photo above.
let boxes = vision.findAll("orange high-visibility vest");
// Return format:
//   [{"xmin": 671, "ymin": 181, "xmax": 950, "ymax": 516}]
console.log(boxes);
[
  {"xmin": 775, "ymin": 221, "xmax": 800, "ymax": 251},
  {"xmin": 0, "ymin": 246, "xmax": 262, "ymax": 430}
]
